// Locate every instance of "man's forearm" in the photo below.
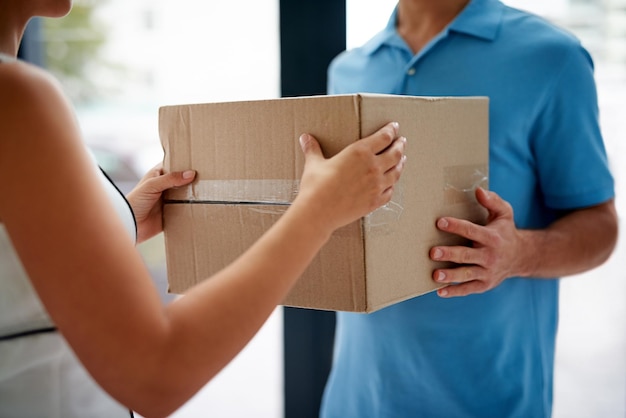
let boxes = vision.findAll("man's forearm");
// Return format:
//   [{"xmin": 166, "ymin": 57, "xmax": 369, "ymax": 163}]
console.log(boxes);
[{"xmin": 518, "ymin": 200, "xmax": 618, "ymax": 279}]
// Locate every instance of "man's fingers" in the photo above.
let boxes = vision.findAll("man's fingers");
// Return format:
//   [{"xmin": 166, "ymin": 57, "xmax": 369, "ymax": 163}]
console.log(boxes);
[
  {"xmin": 435, "ymin": 216, "xmax": 491, "ymax": 245},
  {"xmin": 431, "ymin": 245, "xmax": 483, "ymax": 267},
  {"xmin": 437, "ymin": 280, "xmax": 490, "ymax": 298},
  {"xmin": 476, "ymin": 187, "xmax": 513, "ymax": 219},
  {"xmin": 432, "ymin": 263, "xmax": 489, "ymax": 284}
]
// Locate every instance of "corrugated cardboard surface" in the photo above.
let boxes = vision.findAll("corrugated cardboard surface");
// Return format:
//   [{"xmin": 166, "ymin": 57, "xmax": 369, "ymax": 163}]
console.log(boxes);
[{"xmin": 160, "ymin": 93, "xmax": 488, "ymax": 313}]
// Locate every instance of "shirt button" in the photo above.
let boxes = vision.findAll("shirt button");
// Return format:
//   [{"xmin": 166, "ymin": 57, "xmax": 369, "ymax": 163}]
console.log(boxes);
[{"xmin": 407, "ymin": 68, "xmax": 416, "ymax": 76}]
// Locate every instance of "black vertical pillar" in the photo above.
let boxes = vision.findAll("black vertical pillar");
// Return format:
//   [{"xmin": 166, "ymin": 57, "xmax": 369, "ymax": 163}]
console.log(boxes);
[
  {"xmin": 280, "ymin": 0, "xmax": 346, "ymax": 97},
  {"xmin": 279, "ymin": 1, "xmax": 346, "ymax": 417}
]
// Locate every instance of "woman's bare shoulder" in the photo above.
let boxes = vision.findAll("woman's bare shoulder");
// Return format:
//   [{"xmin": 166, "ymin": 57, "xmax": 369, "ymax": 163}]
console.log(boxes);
[
  {"xmin": 0, "ymin": 59, "xmax": 57, "ymax": 89},
  {"xmin": 0, "ymin": 60, "xmax": 86, "ymax": 221},
  {"xmin": 0, "ymin": 60, "xmax": 71, "ymax": 122},
  {"xmin": 0, "ymin": 60, "xmax": 76, "ymax": 148},
  {"xmin": 0, "ymin": 59, "xmax": 83, "ymax": 190}
]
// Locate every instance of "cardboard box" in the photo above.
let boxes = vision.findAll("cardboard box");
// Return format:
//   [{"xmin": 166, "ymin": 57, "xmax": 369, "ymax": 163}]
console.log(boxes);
[{"xmin": 159, "ymin": 93, "xmax": 488, "ymax": 313}]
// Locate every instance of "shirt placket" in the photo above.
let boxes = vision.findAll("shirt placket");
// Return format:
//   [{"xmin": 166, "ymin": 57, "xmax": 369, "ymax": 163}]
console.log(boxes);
[{"xmin": 397, "ymin": 29, "xmax": 450, "ymax": 95}]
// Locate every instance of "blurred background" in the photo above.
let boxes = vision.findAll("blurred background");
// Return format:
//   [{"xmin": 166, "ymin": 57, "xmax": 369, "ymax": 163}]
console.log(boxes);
[{"xmin": 20, "ymin": 0, "xmax": 626, "ymax": 416}]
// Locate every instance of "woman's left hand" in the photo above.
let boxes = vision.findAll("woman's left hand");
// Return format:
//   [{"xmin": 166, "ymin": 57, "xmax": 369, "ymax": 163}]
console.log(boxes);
[{"xmin": 127, "ymin": 164, "xmax": 196, "ymax": 244}]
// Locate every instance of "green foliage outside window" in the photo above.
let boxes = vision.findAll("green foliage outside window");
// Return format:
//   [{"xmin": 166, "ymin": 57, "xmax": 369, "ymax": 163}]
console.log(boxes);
[{"xmin": 42, "ymin": 0, "xmax": 108, "ymax": 104}]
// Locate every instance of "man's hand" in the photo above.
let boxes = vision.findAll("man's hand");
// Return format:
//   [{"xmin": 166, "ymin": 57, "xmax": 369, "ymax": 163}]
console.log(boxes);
[
  {"xmin": 429, "ymin": 187, "xmax": 529, "ymax": 297},
  {"xmin": 430, "ymin": 187, "xmax": 618, "ymax": 298}
]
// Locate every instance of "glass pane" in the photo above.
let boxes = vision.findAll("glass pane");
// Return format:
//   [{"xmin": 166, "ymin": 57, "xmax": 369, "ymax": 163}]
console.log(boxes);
[{"xmin": 346, "ymin": 0, "xmax": 397, "ymax": 49}]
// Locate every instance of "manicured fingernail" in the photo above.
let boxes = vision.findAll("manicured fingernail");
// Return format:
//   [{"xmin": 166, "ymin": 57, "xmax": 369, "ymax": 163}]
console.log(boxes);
[
  {"xmin": 183, "ymin": 170, "xmax": 195, "ymax": 179},
  {"xmin": 436, "ymin": 271, "xmax": 446, "ymax": 282},
  {"xmin": 438, "ymin": 218, "xmax": 448, "ymax": 229},
  {"xmin": 433, "ymin": 249, "xmax": 443, "ymax": 260}
]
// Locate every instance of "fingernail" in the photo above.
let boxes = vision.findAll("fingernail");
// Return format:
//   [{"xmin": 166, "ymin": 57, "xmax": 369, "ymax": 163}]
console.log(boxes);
[
  {"xmin": 436, "ymin": 271, "xmax": 446, "ymax": 282},
  {"xmin": 438, "ymin": 288, "xmax": 448, "ymax": 297},
  {"xmin": 433, "ymin": 248, "xmax": 443, "ymax": 260},
  {"xmin": 298, "ymin": 133, "xmax": 308, "ymax": 148},
  {"xmin": 392, "ymin": 121, "xmax": 399, "ymax": 131},
  {"xmin": 438, "ymin": 218, "xmax": 449, "ymax": 229},
  {"xmin": 182, "ymin": 170, "xmax": 195, "ymax": 179}
]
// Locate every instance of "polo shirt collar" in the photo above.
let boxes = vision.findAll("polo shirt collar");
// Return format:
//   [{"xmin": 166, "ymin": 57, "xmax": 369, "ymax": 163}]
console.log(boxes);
[
  {"xmin": 449, "ymin": 0, "xmax": 504, "ymax": 41},
  {"xmin": 361, "ymin": 0, "xmax": 505, "ymax": 55}
]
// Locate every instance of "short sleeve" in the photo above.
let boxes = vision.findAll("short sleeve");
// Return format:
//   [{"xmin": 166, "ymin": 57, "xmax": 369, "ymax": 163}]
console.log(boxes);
[{"xmin": 530, "ymin": 43, "xmax": 614, "ymax": 209}]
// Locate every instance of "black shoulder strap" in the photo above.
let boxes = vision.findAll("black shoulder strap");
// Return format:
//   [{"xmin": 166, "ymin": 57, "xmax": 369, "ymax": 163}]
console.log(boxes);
[{"xmin": 0, "ymin": 326, "xmax": 58, "ymax": 342}]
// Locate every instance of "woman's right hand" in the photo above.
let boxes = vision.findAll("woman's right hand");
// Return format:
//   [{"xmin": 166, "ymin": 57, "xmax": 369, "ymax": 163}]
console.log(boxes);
[{"xmin": 296, "ymin": 121, "xmax": 406, "ymax": 233}]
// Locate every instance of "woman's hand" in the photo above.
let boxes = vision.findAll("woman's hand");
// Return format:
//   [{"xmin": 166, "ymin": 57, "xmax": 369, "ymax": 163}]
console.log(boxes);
[
  {"xmin": 126, "ymin": 164, "xmax": 196, "ymax": 243},
  {"xmin": 296, "ymin": 121, "xmax": 406, "ymax": 235}
]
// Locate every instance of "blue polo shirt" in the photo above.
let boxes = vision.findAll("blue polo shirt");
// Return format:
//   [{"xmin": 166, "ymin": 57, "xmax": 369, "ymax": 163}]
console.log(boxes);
[{"xmin": 320, "ymin": 1, "xmax": 615, "ymax": 417}]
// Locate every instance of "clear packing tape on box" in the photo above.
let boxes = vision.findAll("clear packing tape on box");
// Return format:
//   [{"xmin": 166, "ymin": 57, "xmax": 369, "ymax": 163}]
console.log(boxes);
[{"xmin": 164, "ymin": 162, "xmax": 488, "ymax": 234}]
